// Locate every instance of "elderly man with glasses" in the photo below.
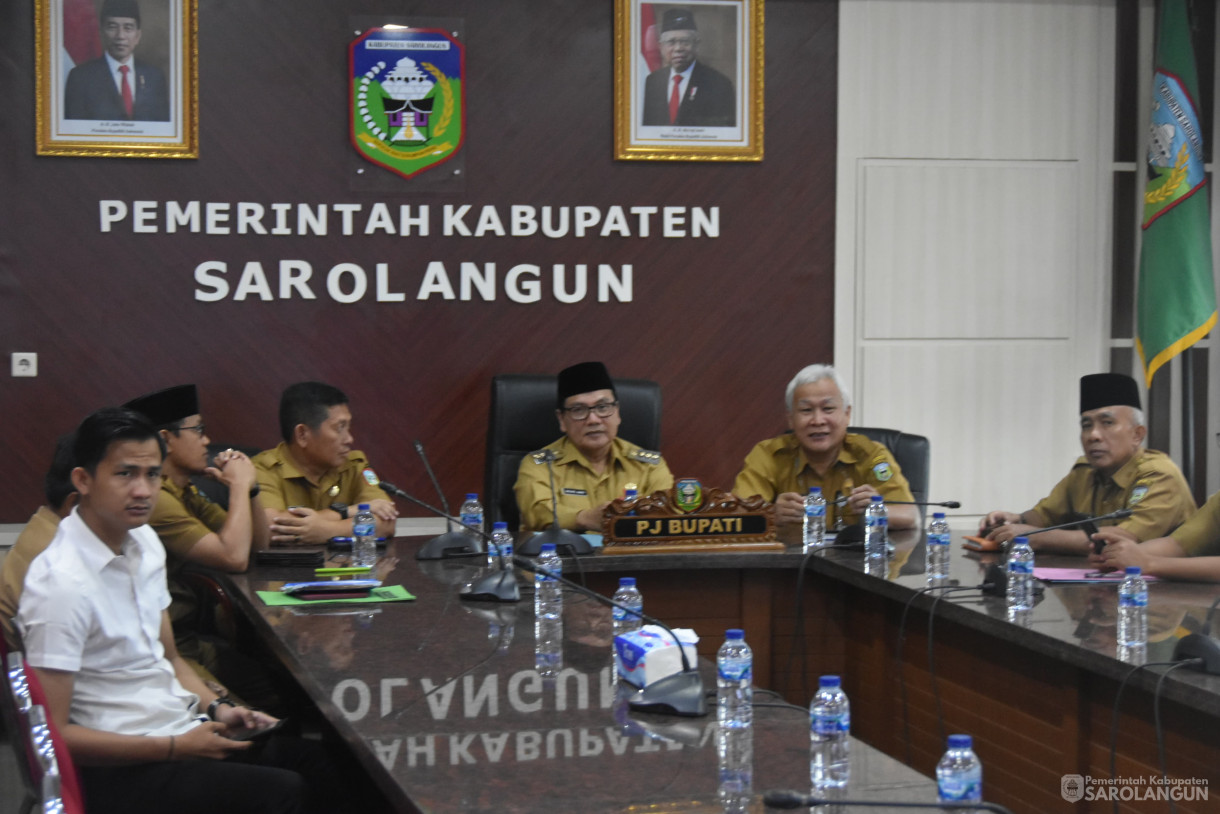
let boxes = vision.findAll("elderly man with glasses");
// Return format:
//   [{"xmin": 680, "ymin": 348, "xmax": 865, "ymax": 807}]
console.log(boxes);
[{"xmin": 514, "ymin": 362, "xmax": 674, "ymax": 532}]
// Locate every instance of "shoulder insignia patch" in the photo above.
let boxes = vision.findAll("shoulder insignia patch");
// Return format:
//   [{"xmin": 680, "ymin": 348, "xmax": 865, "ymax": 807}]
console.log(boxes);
[
  {"xmin": 873, "ymin": 461, "xmax": 894, "ymax": 482},
  {"xmin": 362, "ymin": 467, "xmax": 380, "ymax": 486},
  {"xmin": 531, "ymin": 450, "xmax": 563, "ymax": 465},
  {"xmin": 1128, "ymin": 483, "xmax": 1150, "ymax": 507},
  {"xmin": 629, "ymin": 448, "xmax": 662, "ymax": 466}
]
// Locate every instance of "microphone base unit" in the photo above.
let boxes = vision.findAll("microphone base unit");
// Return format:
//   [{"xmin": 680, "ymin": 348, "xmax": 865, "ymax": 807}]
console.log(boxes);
[
  {"xmin": 516, "ymin": 526, "xmax": 593, "ymax": 557},
  {"xmin": 1173, "ymin": 633, "xmax": 1220, "ymax": 675},
  {"xmin": 623, "ymin": 670, "xmax": 708, "ymax": 717},
  {"xmin": 459, "ymin": 569, "xmax": 521, "ymax": 603},
  {"xmin": 415, "ymin": 529, "xmax": 484, "ymax": 561}
]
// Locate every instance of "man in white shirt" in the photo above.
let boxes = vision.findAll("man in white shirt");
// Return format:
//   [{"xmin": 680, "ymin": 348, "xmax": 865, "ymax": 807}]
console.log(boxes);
[{"xmin": 17, "ymin": 407, "xmax": 329, "ymax": 814}]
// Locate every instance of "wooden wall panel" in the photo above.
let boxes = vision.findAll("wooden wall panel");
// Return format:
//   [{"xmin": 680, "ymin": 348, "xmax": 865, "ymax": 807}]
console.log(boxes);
[{"xmin": 0, "ymin": 0, "xmax": 838, "ymax": 521}]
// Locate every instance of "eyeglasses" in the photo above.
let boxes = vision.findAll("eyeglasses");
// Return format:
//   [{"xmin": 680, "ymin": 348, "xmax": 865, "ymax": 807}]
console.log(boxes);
[
  {"xmin": 177, "ymin": 423, "xmax": 206, "ymax": 437},
  {"xmin": 560, "ymin": 401, "xmax": 619, "ymax": 421},
  {"xmin": 660, "ymin": 36, "xmax": 697, "ymax": 48}
]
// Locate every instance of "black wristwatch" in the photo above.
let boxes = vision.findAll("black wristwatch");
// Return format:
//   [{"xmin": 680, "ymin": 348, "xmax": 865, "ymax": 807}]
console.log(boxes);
[
  {"xmin": 248, "ymin": 484, "xmax": 261, "ymax": 499},
  {"xmin": 330, "ymin": 502, "xmax": 349, "ymax": 519},
  {"xmin": 207, "ymin": 697, "xmax": 235, "ymax": 720}
]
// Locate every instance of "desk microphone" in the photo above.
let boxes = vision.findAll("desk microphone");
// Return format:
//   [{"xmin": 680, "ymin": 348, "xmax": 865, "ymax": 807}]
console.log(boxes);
[
  {"xmin": 1173, "ymin": 594, "xmax": 1220, "ymax": 675},
  {"xmin": 979, "ymin": 510, "xmax": 1132, "ymax": 597},
  {"xmin": 512, "ymin": 555, "xmax": 707, "ymax": 718},
  {"xmin": 831, "ymin": 498, "xmax": 962, "ymax": 545},
  {"xmin": 762, "ymin": 790, "xmax": 1014, "ymax": 813},
  {"xmin": 379, "ymin": 481, "xmax": 520, "ymax": 602},
  {"xmin": 516, "ymin": 450, "xmax": 593, "ymax": 557},
  {"xmin": 412, "ymin": 440, "xmax": 484, "ymax": 560}
]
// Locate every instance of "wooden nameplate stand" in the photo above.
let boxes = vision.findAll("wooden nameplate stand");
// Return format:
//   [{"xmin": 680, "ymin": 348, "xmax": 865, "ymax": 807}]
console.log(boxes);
[{"xmin": 600, "ymin": 485, "xmax": 781, "ymax": 554}]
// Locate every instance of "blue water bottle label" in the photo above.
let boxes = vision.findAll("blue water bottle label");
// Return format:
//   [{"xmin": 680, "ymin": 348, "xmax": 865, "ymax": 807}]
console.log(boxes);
[{"xmin": 718, "ymin": 661, "xmax": 751, "ymax": 682}]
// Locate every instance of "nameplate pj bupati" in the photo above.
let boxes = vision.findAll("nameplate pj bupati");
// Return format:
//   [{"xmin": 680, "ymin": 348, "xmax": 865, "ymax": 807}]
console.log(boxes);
[{"xmin": 601, "ymin": 480, "xmax": 779, "ymax": 554}]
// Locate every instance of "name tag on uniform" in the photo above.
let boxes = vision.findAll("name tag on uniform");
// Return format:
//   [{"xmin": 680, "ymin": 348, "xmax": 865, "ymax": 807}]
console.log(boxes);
[{"xmin": 563, "ymin": 488, "xmax": 588, "ymax": 496}]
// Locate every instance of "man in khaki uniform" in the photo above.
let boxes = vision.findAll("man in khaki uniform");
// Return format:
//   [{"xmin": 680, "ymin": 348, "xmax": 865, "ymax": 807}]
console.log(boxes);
[
  {"xmin": 124, "ymin": 384, "xmax": 278, "ymax": 708},
  {"xmin": 515, "ymin": 362, "xmax": 673, "ymax": 532},
  {"xmin": 254, "ymin": 381, "xmax": 396, "ymax": 544},
  {"xmin": 0, "ymin": 434, "xmax": 77, "ymax": 650},
  {"xmin": 981, "ymin": 373, "xmax": 1196, "ymax": 555},
  {"xmin": 733, "ymin": 364, "xmax": 918, "ymax": 530},
  {"xmin": 1090, "ymin": 488, "xmax": 1220, "ymax": 582}
]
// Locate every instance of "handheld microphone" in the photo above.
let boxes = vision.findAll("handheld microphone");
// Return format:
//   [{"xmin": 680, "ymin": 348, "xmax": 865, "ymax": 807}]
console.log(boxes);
[
  {"xmin": 762, "ymin": 790, "xmax": 1014, "ymax": 813},
  {"xmin": 379, "ymin": 481, "xmax": 520, "ymax": 602},
  {"xmin": 411, "ymin": 440, "xmax": 484, "ymax": 561},
  {"xmin": 512, "ymin": 555, "xmax": 707, "ymax": 717},
  {"xmin": 515, "ymin": 450, "xmax": 593, "ymax": 557}
]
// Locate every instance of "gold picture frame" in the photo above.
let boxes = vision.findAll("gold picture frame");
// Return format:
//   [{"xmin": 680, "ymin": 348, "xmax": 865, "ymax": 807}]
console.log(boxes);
[
  {"xmin": 35, "ymin": 0, "xmax": 198, "ymax": 158},
  {"xmin": 614, "ymin": 0, "xmax": 763, "ymax": 162}
]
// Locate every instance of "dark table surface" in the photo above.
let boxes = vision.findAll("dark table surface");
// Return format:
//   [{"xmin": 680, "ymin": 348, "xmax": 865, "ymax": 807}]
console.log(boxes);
[
  {"xmin": 226, "ymin": 536, "xmax": 944, "ymax": 814},
  {"xmin": 226, "ymin": 531, "xmax": 1220, "ymax": 812}
]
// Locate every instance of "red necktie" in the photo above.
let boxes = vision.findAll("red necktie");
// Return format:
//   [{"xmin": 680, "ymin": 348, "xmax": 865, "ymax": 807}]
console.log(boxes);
[
  {"xmin": 119, "ymin": 65, "xmax": 133, "ymax": 117},
  {"xmin": 669, "ymin": 74, "xmax": 682, "ymax": 124}
]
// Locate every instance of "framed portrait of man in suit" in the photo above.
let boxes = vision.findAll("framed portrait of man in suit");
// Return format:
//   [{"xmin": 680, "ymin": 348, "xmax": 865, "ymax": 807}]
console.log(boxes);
[
  {"xmin": 614, "ymin": 0, "xmax": 762, "ymax": 161},
  {"xmin": 36, "ymin": 0, "xmax": 197, "ymax": 158}
]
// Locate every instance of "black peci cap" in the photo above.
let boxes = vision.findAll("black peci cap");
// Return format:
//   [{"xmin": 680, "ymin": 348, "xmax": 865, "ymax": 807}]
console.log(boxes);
[
  {"xmin": 556, "ymin": 362, "xmax": 615, "ymax": 408},
  {"xmin": 124, "ymin": 384, "xmax": 199, "ymax": 427},
  {"xmin": 1080, "ymin": 373, "xmax": 1140, "ymax": 414}
]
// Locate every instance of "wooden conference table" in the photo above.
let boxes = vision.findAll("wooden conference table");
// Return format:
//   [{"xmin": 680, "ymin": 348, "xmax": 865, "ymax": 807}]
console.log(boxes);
[
  {"xmin": 225, "ymin": 532, "xmax": 1220, "ymax": 813},
  {"xmin": 224, "ymin": 537, "xmax": 940, "ymax": 814}
]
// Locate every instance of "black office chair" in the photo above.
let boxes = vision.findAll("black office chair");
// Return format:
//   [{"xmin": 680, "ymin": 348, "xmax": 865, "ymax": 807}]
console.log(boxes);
[
  {"xmin": 848, "ymin": 426, "xmax": 931, "ymax": 509},
  {"xmin": 483, "ymin": 374, "xmax": 663, "ymax": 530}
]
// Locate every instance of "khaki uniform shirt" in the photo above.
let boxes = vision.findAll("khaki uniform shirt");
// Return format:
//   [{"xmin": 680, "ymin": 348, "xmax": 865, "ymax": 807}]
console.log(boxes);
[
  {"xmin": 1027, "ymin": 449, "xmax": 1196, "ymax": 542},
  {"xmin": 514, "ymin": 436, "xmax": 674, "ymax": 532},
  {"xmin": 732, "ymin": 433, "xmax": 914, "ymax": 528},
  {"xmin": 253, "ymin": 442, "xmax": 384, "ymax": 512},
  {"xmin": 1170, "ymin": 489, "xmax": 1220, "ymax": 556},
  {"xmin": 0, "ymin": 506, "xmax": 60, "ymax": 650},
  {"xmin": 150, "ymin": 478, "xmax": 228, "ymax": 633}
]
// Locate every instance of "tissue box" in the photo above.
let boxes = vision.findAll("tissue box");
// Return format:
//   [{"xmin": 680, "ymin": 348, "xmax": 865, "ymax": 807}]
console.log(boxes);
[{"xmin": 614, "ymin": 625, "xmax": 699, "ymax": 687}]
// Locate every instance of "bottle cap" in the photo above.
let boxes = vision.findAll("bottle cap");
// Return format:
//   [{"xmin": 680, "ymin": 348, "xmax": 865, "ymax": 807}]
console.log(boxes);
[
  {"xmin": 933, "ymin": 512, "xmax": 945, "ymax": 519},
  {"xmin": 539, "ymin": 543, "xmax": 557, "ymax": 553},
  {"xmin": 1013, "ymin": 536, "xmax": 1029, "ymax": 546},
  {"xmin": 725, "ymin": 628, "xmax": 744, "ymax": 640},
  {"xmin": 619, "ymin": 577, "xmax": 636, "ymax": 587},
  {"xmin": 947, "ymin": 734, "xmax": 972, "ymax": 749},
  {"xmin": 809, "ymin": 486, "xmax": 822, "ymax": 495},
  {"xmin": 466, "ymin": 493, "xmax": 478, "ymax": 500},
  {"xmin": 870, "ymin": 495, "xmax": 883, "ymax": 502},
  {"xmin": 358, "ymin": 503, "xmax": 370, "ymax": 510},
  {"xmin": 1125, "ymin": 566, "xmax": 1141, "ymax": 575},
  {"xmin": 819, "ymin": 675, "xmax": 841, "ymax": 688},
  {"xmin": 493, "ymin": 521, "xmax": 508, "ymax": 531}
]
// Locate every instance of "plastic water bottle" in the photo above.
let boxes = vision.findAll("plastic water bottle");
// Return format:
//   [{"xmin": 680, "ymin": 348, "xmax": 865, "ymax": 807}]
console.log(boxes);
[
  {"xmin": 717, "ymin": 725, "xmax": 753, "ymax": 814},
  {"xmin": 926, "ymin": 512, "xmax": 951, "ymax": 581},
  {"xmin": 803, "ymin": 487, "xmax": 826, "ymax": 552},
  {"xmin": 1006, "ymin": 536, "xmax": 1035, "ymax": 611},
  {"xmin": 624, "ymin": 487, "xmax": 639, "ymax": 515},
  {"xmin": 488, "ymin": 521, "xmax": 513, "ymax": 569},
  {"xmin": 459, "ymin": 493, "xmax": 484, "ymax": 536},
  {"xmin": 1117, "ymin": 566, "xmax": 1148, "ymax": 663},
  {"xmin": 353, "ymin": 503, "xmax": 377, "ymax": 567},
  {"xmin": 810, "ymin": 675, "xmax": 851, "ymax": 788},
  {"xmin": 534, "ymin": 615, "xmax": 562, "ymax": 680},
  {"xmin": 864, "ymin": 495, "xmax": 888, "ymax": 560},
  {"xmin": 534, "ymin": 543, "xmax": 562, "ymax": 620},
  {"xmin": 717, "ymin": 629, "xmax": 753, "ymax": 728},
  {"xmin": 611, "ymin": 577, "xmax": 644, "ymax": 637},
  {"xmin": 937, "ymin": 734, "xmax": 983, "ymax": 803}
]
